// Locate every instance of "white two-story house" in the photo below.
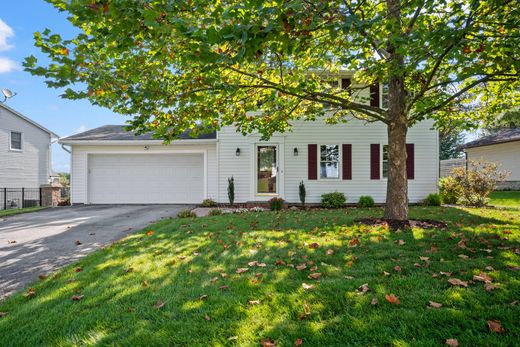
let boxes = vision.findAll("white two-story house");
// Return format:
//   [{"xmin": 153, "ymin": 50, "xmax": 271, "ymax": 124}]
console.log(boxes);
[
  {"xmin": 0, "ymin": 103, "xmax": 58, "ymax": 188},
  {"xmin": 60, "ymin": 77, "xmax": 439, "ymax": 205}
]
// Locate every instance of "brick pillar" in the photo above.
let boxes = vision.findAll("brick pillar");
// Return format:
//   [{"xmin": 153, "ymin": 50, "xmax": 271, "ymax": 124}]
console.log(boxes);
[{"xmin": 40, "ymin": 184, "xmax": 62, "ymax": 207}]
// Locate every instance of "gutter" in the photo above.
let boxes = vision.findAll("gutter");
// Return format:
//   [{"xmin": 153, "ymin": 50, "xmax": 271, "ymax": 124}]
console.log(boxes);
[{"xmin": 58, "ymin": 139, "xmax": 218, "ymax": 146}]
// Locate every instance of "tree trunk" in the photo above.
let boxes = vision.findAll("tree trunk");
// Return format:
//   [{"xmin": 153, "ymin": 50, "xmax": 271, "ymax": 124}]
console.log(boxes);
[{"xmin": 384, "ymin": 0, "xmax": 409, "ymax": 221}]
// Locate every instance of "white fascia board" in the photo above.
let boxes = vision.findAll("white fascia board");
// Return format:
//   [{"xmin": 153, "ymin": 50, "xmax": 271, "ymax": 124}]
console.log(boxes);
[{"xmin": 58, "ymin": 139, "xmax": 217, "ymax": 146}]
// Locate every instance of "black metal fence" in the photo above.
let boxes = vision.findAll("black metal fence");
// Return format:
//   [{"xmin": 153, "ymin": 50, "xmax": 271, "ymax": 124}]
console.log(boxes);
[{"xmin": 0, "ymin": 188, "xmax": 42, "ymax": 210}]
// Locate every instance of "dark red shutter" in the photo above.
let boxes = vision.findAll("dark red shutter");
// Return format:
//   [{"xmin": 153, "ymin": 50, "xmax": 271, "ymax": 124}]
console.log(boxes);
[
  {"xmin": 342, "ymin": 144, "xmax": 352, "ymax": 180},
  {"xmin": 370, "ymin": 144, "xmax": 380, "ymax": 180},
  {"xmin": 370, "ymin": 83, "xmax": 380, "ymax": 107},
  {"xmin": 308, "ymin": 144, "xmax": 317, "ymax": 180},
  {"xmin": 341, "ymin": 78, "xmax": 351, "ymax": 93},
  {"xmin": 406, "ymin": 143, "xmax": 415, "ymax": 179}
]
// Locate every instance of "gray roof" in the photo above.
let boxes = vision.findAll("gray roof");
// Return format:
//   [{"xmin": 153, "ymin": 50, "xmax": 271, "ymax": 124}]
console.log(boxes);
[
  {"xmin": 462, "ymin": 128, "xmax": 520, "ymax": 149},
  {"xmin": 60, "ymin": 125, "xmax": 216, "ymax": 142}
]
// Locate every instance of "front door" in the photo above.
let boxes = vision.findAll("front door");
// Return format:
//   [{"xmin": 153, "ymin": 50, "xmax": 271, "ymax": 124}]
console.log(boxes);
[{"xmin": 257, "ymin": 145, "xmax": 277, "ymax": 194}]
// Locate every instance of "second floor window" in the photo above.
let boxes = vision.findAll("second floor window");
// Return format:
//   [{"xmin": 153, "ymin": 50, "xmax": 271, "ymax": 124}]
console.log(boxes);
[
  {"xmin": 320, "ymin": 144, "xmax": 339, "ymax": 179},
  {"xmin": 10, "ymin": 131, "xmax": 22, "ymax": 150}
]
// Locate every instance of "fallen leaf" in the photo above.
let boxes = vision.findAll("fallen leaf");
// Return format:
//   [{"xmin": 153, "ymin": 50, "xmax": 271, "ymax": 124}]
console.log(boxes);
[
  {"xmin": 358, "ymin": 283, "xmax": 370, "ymax": 294},
  {"xmin": 71, "ymin": 295, "xmax": 84, "ymax": 301},
  {"xmin": 484, "ymin": 283, "xmax": 497, "ymax": 292},
  {"xmin": 154, "ymin": 300, "xmax": 165, "ymax": 309},
  {"xmin": 294, "ymin": 338, "xmax": 303, "ymax": 346},
  {"xmin": 261, "ymin": 338, "xmax": 276, "ymax": 347},
  {"xmin": 146, "ymin": 230, "xmax": 154, "ymax": 236},
  {"xmin": 74, "ymin": 267, "xmax": 83, "ymax": 272},
  {"xmin": 248, "ymin": 261, "xmax": 258, "ymax": 267},
  {"xmin": 7, "ymin": 240, "xmax": 16, "ymax": 244},
  {"xmin": 326, "ymin": 249, "xmax": 334, "ymax": 256},
  {"xmin": 236, "ymin": 268, "xmax": 249, "ymax": 274},
  {"xmin": 385, "ymin": 294, "xmax": 400, "ymax": 305},
  {"xmin": 309, "ymin": 242, "xmax": 320, "ymax": 249},
  {"xmin": 24, "ymin": 288, "xmax": 36, "ymax": 299},
  {"xmin": 302, "ymin": 283, "xmax": 314, "ymax": 290},
  {"xmin": 458, "ymin": 254, "xmax": 469, "ymax": 259},
  {"xmin": 440, "ymin": 271, "xmax": 452, "ymax": 276},
  {"xmin": 383, "ymin": 271, "xmax": 390, "ymax": 276},
  {"xmin": 419, "ymin": 256, "xmax": 429, "ymax": 261},
  {"xmin": 448, "ymin": 278, "xmax": 468, "ymax": 287},
  {"xmin": 199, "ymin": 294, "xmax": 208, "ymax": 301},
  {"xmin": 394, "ymin": 266, "xmax": 402, "ymax": 272},
  {"xmin": 445, "ymin": 338, "xmax": 459, "ymax": 346},
  {"xmin": 429, "ymin": 301, "xmax": 442, "ymax": 308},
  {"xmin": 75, "ymin": 240, "xmax": 82, "ymax": 245},
  {"xmin": 485, "ymin": 266, "xmax": 495, "ymax": 271},
  {"xmin": 248, "ymin": 300, "xmax": 261, "ymax": 305},
  {"xmin": 228, "ymin": 336, "xmax": 238, "ymax": 341},
  {"xmin": 38, "ymin": 274, "xmax": 48, "ymax": 280},
  {"xmin": 0, "ymin": 312, "xmax": 8, "ymax": 318},
  {"xmin": 142, "ymin": 280, "xmax": 149, "ymax": 287},
  {"xmin": 308, "ymin": 273, "xmax": 321, "ymax": 280},
  {"xmin": 349, "ymin": 238, "xmax": 360, "ymax": 247},
  {"xmin": 473, "ymin": 273, "xmax": 492, "ymax": 283},
  {"xmin": 487, "ymin": 320, "xmax": 505, "ymax": 333},
  {"xmin": 398, "ymin": 240, "xmax": 406, "ymax": 246},
  {"xmin": 204, "ymin": 313, "xmax": 211, "ymax": 321},
  {"xmin": 296, "ymin": 264, "xmax": 307, "ymax": 271},
  {"xmin": 371, "ymin": 297, "xmax": 378, "ymax": 305}
]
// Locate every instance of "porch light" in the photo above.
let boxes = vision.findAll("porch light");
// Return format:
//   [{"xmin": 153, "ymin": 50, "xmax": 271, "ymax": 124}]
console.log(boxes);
[
  {"xmin": 236, "ymin": 147, "xmax": 241, "ymax": 156},
  {"xmin": 293, "ymin": 147, "xmax": 298, "ymax": 156}
]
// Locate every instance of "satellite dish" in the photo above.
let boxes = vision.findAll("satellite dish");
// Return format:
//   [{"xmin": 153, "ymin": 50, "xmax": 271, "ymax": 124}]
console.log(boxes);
[{"xmin": 1, "ymin": 88, "xmax": 17, "ymax": 103}]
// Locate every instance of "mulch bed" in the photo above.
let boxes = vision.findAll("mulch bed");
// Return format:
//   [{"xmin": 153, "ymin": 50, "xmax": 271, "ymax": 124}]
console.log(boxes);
[{"xmin": 355, "ymin": 218, "xmax": 448, "ymax": 230}]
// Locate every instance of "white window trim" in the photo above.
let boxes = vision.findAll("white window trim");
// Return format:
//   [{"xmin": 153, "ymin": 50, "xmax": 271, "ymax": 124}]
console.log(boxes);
[
  {"xmin": 381, "ymin": 143, "xmax": 389, "ymax": 181},
  {"xmin": 318, "ymin": 143, "xmax": 342, "ymax": 180},
  {"xmin": 9, "ymin": 131, "xmax": 23, "ymax": 152}
]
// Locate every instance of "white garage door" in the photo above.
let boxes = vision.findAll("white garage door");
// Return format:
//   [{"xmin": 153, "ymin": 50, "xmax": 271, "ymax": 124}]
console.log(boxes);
[{"xmin": 88, "ymin": 153, "xmax": 204, "ymax": 204}]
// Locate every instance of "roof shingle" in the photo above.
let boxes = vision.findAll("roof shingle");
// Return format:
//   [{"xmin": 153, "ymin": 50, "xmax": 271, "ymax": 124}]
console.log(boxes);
[{"xmin": 462, "ymin": 128, "xmax": 520, "ymax": 149}]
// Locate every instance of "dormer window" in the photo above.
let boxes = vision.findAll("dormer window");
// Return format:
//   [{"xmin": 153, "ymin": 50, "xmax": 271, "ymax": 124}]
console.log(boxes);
[{"xmin": 10, "ymin": 131, "xmax": 22, "ymax": 151}]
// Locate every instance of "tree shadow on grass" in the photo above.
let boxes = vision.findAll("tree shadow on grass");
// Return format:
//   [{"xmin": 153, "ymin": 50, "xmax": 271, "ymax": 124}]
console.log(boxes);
[{"xmin": 0, "ymin": 207, "xmax": 518, "ymax": 346}]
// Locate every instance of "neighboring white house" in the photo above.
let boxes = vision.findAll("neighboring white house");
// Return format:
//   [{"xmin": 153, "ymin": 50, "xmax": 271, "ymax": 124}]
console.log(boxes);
[
  {"xmin": 60, "ymin": 79, "xmax": 439, "ymax": 205},
  {"xmin": 0, "ymin": 103, "xmax": 58, "ymax": 188},
  {"xmin": 462, "ymin": 128, "xmax": 520, "ymax": 190}
]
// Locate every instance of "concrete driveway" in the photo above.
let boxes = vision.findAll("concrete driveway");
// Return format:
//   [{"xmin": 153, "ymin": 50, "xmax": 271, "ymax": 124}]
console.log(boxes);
[{"xmin": 0, "ymin": 205, "xmax": 189, "ymax": 300}]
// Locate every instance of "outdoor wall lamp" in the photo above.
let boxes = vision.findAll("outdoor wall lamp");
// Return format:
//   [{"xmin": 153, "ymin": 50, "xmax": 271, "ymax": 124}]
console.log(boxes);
[
  {"xmin": 293, "ymin": 147, "xmax": 298, "ymax": 156},
  {"xmin": 236, "ymin": 147, "xmax": 241, "ymax": 156}
]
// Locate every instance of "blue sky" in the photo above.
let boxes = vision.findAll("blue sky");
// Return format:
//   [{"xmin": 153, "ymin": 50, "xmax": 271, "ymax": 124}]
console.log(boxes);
[{"xmin": 0, "ymin": 2, "xmax": 124, "ymax": 173}]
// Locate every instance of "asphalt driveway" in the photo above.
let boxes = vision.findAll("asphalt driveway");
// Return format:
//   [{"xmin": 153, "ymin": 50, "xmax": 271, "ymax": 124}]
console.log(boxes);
[{"xmin": 0, "ymin": 205, "xmax": 189, "ymax": 300}]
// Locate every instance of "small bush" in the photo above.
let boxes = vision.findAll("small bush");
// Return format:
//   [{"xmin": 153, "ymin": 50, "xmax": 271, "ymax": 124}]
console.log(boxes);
[
  {"xmin": 449, "ymin": 160, "xmax": 509, "ymax": 206},
  {"xmin": 269, "ymin": 197, "xmax": 285, "ymax": 211},
  {"xmin": 321, "ymin": 192, "xmax": 346, "ymax": 209},
  {"xmin": 424, "ymin": 193, "xmax": 442, "ymax": 206},
  {"xmin": 228, "ymin": 176, "xmax": 235, "ymax": 206},
  {"xmin": 358, "ymin": 195, "xmax": 375, "ymax": 208},
  {"xmin": 208, "ymin": 208, "xmax": 223, "ymax": 216},
  {"xmin": 177, "ymin": 209, "xmax": 197, "ymax": 218},
  {"xmin": 439, "ymin": 176, "xmax": 461, "ymax": 204},
  {"xmin": 250, "ymin": 206, "xmax": 267, "ymax": 212},
  {"xmin": 299, "ymin": 181, "xmax": 306, "ymax": 206},
  {"xmin": 201, "ymin": 199, "xmax": 217, "ymax": 207}
]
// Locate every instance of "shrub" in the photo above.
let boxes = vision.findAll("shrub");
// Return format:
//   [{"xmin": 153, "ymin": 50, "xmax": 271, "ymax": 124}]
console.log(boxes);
[
  {"xmin": 201, "ymin": 199, "xmax": 217, "ymax": 207},
  {"xmin": 321, "ymin": 192, "xmax": 346, "ymax": 208},
  {"xmin": 208, "ymin": 208, "xmax": 223, "ymax": 216},
  {"xmin": 439, "ymin": 176, "xmax": 461, "ymax": 204},
  {"xmin": 228, "ymin": 176, "xmax": 235, "ymax": 206},
  {"xmin": 424, "ymin": 193, "xmax": 442, "ymax": 206},
  {"xmin": 269, "ymin": 197, "xmax": 285, "ymax": 211},
  {"xmin": 358, "ymin": 195, "xmax": 375, "ymax": 208},
  {"xmin": 177, "ymin": 209, "xmax": 197, "ymax": 218},
  {"xmin": 299, "ymin": 181, "xmax": 306, "ymax": 206},
  {"xmin": 450, "ymin": 160, "xmax": 509, "ymax": 206},
  {"xmin": 249, "ymin": 206, "xmax": 267, "ymax": 212}
]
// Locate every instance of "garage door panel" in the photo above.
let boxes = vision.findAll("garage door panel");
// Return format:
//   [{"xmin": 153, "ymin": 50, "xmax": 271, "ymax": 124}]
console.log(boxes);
[{"xmin": 88, "ymin": 154, "xmax": 204, "ymax": 204}]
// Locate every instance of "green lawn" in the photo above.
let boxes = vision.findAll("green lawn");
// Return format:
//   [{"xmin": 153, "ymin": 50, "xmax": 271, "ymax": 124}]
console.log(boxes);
[
  {"xmin": 489, "ymin": 191, "xmax": 520, "ymax": 208},
  {"xmin": 0, "ymin": 207, "xmax": 519, "ymax": 346},
  {"xmin": 0, "ymin": 206, "xmax": 47, "ymax": 217}
]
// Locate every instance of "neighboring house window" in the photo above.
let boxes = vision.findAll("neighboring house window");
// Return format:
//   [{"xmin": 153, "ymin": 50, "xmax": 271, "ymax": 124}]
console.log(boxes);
[
  {"xmin": 382, "ymin": 83, "xmax": 389, "ymax": 109},
  {"xmin": 382, "ymin": 144, "xmax": 389, "ymax": 178},
  {"xmin": 320, "ymin": 144, "xmax": 340, "ymax": 179},
  {"xmin": 10, "ymin": 131, "xmax": 22, "ymax": 150}
]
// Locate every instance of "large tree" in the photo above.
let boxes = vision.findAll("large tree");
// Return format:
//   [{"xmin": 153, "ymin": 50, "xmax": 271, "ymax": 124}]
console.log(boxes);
[{"xmin": 26, "ymin": 0, "xmax": 519, "ymax": 220}]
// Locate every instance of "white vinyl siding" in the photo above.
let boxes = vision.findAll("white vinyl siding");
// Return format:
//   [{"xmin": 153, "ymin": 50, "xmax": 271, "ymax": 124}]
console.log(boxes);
[
  {"xmin": 218, "ymin": 118, "xmax": 438, "ymax": 204},
  {"xmin": 0, "ymin": 107, "xmax": 52, "ymax": 187},
  {"xmin": 70, "ymin": 143, "xmax": 217, "ymax": 204},
  {"xmin": 466, "ymin": 141, "xmax": 520, "ymax": 181}
]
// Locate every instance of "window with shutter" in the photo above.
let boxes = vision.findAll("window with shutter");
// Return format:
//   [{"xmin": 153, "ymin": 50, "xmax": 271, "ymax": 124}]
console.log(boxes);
[
  {"xmin": 308, "ymin": 144, "xmax": 317, "ymax": 180},
  {"xmin": 370, "ymin": 144, "xmax": 380, "ymax": 180},
  {"xmin": 342, "ymin": 144, "xmax": 352, "ymax": 180}
]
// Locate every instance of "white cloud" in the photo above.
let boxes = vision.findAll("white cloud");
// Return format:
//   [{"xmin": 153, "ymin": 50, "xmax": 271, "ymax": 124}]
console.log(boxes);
[
  {"xmin": 0, "ymin": 19, "xmax": 14, "ymax": 52},
  {"xmin": 74, "ymin": 125, "xmax": 89, "ymax": 134},
  {"xmin": 0, "ymin": 57, "xmax": 19, "ymax": 73}
]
